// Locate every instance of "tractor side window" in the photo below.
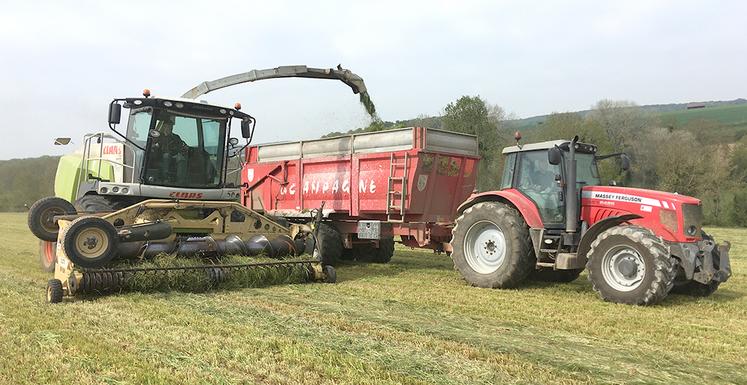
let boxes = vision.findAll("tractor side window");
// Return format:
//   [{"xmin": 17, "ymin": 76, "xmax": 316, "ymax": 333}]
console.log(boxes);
[
  {"xmin": 576, "ymin": 153, "xmax": 601, "ymax": 187},
  {"xmin": 501, "ymin": 153, "xmax": 516, "ymax": 189},
  {"xmin": 516, "ymin": 151, "xmax": 564, "ymax": 224}
]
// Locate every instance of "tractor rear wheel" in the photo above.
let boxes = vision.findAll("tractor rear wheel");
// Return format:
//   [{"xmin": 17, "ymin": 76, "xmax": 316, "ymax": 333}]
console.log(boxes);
[
  {"xmin": 315, "ymin": 223, "xmax": 342, "ymax": 266},
  {"xmin": 39, "ymin": 240, "xmax": 57, "ymax": 272},
  {"xmin": 62, "ymin": 216, "xmax": 119, "ymax": 268},
  {"xmin": 74, "ymin": 195, "xmax": 130, "ymax": 213},
  {"xmin": 586, "ymin": 225, "xmax": 677, "ymax": 305},
  {"xmin": 530, "ymin": 268, "xmax": 583, "ymax": 283},
  {"xmin": 27, "ymin": 197, "xmax": 77, "ymax": 241},
  {"xmin": 450, "ymin": 202, "xmax": 534, "ymax": 288}
]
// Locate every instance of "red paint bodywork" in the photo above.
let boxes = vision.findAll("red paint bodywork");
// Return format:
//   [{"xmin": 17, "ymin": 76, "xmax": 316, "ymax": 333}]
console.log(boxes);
[
  {"xmin": 580, "ymin": 185, "xmax": 701, "ymax": 242},
  {"xmin": 242, "ymin": 127, "xmax": 479, "ymax": 249},
  {"xmin": 457, "ymin": 189, "xmax": 544, "ymax": 228},
  {"xmin": 460, "ymin": 185, "xmax": 702, "ymax": 243}
]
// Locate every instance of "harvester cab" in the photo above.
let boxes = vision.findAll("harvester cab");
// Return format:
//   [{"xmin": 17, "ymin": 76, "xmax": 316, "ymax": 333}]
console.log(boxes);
[{"xmin": 451, "ymin": 136, "xmax": 732, "ymax": 305}]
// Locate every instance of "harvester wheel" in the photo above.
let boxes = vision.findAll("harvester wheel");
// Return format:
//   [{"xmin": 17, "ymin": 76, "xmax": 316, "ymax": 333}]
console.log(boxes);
[
  {"xmin": 63, "ymin": 216, "xmax": 119, "ymax": 268},
  {"xmin": 39, "ymin": 240, "xmax": 57, "ymax": 273},
  {"xmin": 530, "ymin": 268, "xmax": 583, "ymax": 283},
  {"xmin": 450, "ymin": 202, "xmax": 535, "ymax": 288},
  {"xmin": 46, "ymin": 279, "xmax": 63, "ymax": 304},
  {"xmin": 323, "ymin": 265, "xmax": 337, "ymax": 283},
  {"xmin": 315, "ymin": 223, "xmax": 342, "ymax": 265},
  {"xmin": 357, "ymin": 238, "xmax": 395, "ymax": 264},
  {"xmin": 27, "ymin": 196, "xmax": 77, "ymax": 241},
  {"xmin": 74, "ymin": 195, "xmax": 130, "ymax": 213},
  {"xmin": 586, "ymin": 225, "xmax": 676, "ymax": 305}
]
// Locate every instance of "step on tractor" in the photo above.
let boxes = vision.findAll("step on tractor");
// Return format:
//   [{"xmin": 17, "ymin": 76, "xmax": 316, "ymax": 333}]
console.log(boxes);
[
  {"xmin": 451, "ymin": 134, "xmax": 732, "ymax": 305},
  {"xmin": 28, "ymin": 65, "xmax": 368, "ymax": 302}
]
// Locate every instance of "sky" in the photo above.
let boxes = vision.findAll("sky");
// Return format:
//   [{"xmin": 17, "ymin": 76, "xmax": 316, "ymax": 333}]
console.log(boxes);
[{"xmin": 0, "ymin": 0, "xmax": 745, "ymax": 159}]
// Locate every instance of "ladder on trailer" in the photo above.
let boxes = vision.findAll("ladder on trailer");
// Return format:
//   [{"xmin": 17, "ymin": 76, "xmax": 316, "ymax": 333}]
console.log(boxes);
[{"xmin": 386, "ymin": 153, "xmax": 408, "ymax": 222}]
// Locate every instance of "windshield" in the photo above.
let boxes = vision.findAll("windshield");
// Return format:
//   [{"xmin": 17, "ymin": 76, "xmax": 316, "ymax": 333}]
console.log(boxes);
[
  {"xmin": 576, "ymin": 153, "xmax": 601, "ymax": 187},
  {"xmin": 142, "ymin": 109, "xmax": 227, "ymax": 188}
]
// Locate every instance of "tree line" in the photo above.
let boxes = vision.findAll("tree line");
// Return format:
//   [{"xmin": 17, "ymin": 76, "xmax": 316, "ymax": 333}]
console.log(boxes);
[{"xmin": 330, "ymin": 96, "xmax": 747, "ymax": 226}]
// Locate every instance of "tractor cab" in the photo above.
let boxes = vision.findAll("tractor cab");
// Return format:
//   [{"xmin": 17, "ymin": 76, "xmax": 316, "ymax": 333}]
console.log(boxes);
[{"xmin": 500, "ymin": 139, "xmax": 601, "ymax": 227}]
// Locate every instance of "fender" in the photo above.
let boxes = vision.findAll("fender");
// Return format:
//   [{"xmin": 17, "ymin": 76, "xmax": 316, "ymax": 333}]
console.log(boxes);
[
  {"xmin": 577, "ymin": 214, "xmax": 641, "ymax": 261},
  {"xmin": 457, "ymin": 189, "xmax": 543, "ymax": 228}
]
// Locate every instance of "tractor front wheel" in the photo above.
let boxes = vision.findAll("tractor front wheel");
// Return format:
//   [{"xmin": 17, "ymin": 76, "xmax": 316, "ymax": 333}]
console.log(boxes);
[
  {"xmin": 586, "ymin": 225, "xmax": 677, "ymax": 305},
  {"xmin": 450, "ymin": 202, "xmax": 534, "ymax": 288}
]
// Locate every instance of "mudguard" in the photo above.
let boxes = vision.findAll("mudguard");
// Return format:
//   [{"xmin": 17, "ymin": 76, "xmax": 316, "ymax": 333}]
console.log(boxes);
[{"xmin": 457, "ymin": 189, "xmax": 543, "ymax": 228}]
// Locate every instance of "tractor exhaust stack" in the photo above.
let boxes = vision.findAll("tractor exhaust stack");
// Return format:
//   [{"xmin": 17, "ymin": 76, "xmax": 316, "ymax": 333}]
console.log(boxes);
[{"xmin": 565, "ymin": 135, "xmax": 580, "ymax": 235}]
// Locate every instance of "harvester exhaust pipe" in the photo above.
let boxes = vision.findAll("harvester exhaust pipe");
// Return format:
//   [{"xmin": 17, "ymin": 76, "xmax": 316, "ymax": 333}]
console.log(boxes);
[{"xmin": 565, "ymin": 135, "xmax": 580, "ymax": 234}]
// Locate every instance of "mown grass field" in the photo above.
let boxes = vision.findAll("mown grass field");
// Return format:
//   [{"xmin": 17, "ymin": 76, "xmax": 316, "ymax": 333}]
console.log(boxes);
[{"xmin": 0, "ymin": 212, "xmax": 745, "ymax": 385}]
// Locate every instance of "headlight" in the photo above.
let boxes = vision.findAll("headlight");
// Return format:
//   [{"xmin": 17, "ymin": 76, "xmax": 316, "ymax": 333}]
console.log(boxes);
[
  {"xmin": 686, "ymin": 225, "xmax": 698, "ymax": 236},
  {"xmin": 659, "ymin": 210, "xmax": 678, "ymax": 233},
  {"xmin": 100, "ymin": 187, "xmax": 108, "ymax": 194}
]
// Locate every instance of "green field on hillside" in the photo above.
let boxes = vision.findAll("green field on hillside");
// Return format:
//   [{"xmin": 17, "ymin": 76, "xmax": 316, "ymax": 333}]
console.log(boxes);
[{"xmin": 0, "ymin": 212, "xmax": 745, "ymax": 384}]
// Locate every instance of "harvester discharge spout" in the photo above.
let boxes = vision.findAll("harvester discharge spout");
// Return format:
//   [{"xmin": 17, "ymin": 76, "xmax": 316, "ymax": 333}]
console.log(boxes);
[{"xmin": 181, "ymin": 65, "xmax": 368, "ymax": 99}]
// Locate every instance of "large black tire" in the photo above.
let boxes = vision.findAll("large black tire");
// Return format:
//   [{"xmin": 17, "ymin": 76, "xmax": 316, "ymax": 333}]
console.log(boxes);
[
  {"xmin": 46, "ymin": 279, "xmax": 63, "ymax": 304},
  {"xmin": 586, "ymin": 225, "xmax": 677, "ymax": 305},
  {"xmin": 530, "ymin": 268, "xmax": 583, "ymax": 283},
  {"xmin": 39, "ymin": 240, "xmax": 57, "ymax": 273},
  {"xmin": 315, "ymin": 223, "xmax": 342, "ymax": 266},
  {"xmin": 74, "ymin": 195, "xmax": 130, "ymax": 213},
  {"xmin": 357, "ymin": 238, "xmax": 395, "ymax": 264},
  {"xmin": 450, "ymin": 202, "xmax": 535, "ymax": 288},
  {"xmin": 62, "ymin": 216, "xmax": 119, "ymax": 268},
  {"xmin": 27, "ymin": 197, "xmax": 77, "ymax": 241}
]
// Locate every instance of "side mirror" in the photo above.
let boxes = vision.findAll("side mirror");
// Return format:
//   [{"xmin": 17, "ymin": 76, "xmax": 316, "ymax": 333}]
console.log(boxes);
[
  {"xmin": 548, "ymin": 147, "xmax": 562, "ymax": 165},
  {"xmin": 54, "ymin": 137, "xmax": 71, "ymax": 145},
  {"xmin": 228, "ymin": 137, "xmax": 239, "ymax": 146},
  {"xmin": 241, "ymin": 119, "xmax": 253, "ymax": 139},
  {"xmin": 621, "ymin": 154, "xmax": 631, "ymax": 171},
  {"xmin": 108, "ymin": 103, "xmax": 122, "ymax": 125}
]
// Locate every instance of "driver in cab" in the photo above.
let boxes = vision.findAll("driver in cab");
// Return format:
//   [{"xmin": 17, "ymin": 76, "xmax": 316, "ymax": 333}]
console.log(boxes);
[{"xmin": 153, "ymin": 115, "xmax": 188, "ymax": 156}]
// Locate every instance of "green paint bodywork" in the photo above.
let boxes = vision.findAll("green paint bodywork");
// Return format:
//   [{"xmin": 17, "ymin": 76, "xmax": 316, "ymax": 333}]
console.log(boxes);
[{"xmin": 53, "ymin": 153, "xmax": 116, "ymax": 202}]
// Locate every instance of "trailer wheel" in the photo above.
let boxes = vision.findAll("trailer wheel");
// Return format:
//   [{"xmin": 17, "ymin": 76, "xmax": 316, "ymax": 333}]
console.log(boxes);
[
  {"xmin": 315, "ymin": 223, "xmax": 342, "ymax": 266},
  {"xmin": 27, "ymin": 197, "xmax": 77, "ymax": 242},
  {"xmin": 586, "ymin": 225, "xmax": 676, "ymax": 305},
  {"xmin": 46, "ymin": 279, "xmax": 63, "ymax": 304},
  {"xmin": 74, "ymin": 195, "xmax": 130, "ymax": 213},
  {"xmin": 530, "ymin": 268, "xmax": 583, "ymax": 283},
  {"xmin": 63, "ymin": 216, "xmax": 119, "ymax": 268},
  {"xmin": 358, "ymin": 238, "xmax": 395, "ymax": 264},
  {"xmin": 450, "ymin": 202, "xmax": 534, "ymax": 288},
  {"xmin": 39, "ymin": 240, "xmax": 57, "ymax": 273}
]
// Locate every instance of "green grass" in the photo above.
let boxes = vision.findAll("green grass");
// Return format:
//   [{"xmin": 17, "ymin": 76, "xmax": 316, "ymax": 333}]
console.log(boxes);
[{"xmin": 0, "ymin": 212, "xmax": 745, "ymax": 385}]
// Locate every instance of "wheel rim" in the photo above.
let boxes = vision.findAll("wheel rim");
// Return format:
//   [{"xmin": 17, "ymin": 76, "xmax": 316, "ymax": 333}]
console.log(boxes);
[
  {"xmin": 40, "ymin": 207, "xmax": 64, "ymax": 232},
  {"xmin": 74, "ymin": 227, "xmax": 109, "ymax": 260},
  {"xmin": 464, "ymin": 220, "xmax": 507, "ymax": 274},
  {"xmin": 46, "ymin": 286, "xmax": 53, "ymax": 302},
  {"xmin": 601, "ymin": 245, "xmax": 646, "ymax": 292}
]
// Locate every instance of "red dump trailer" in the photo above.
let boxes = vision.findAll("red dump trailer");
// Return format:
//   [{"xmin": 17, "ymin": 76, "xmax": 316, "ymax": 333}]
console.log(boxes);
[{"xmin": 242, "ymin": 127, "xmax": 479, "ymax": 262}]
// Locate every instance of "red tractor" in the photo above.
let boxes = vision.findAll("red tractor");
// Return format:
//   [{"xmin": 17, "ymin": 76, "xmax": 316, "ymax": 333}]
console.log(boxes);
[{"xmin": 450, "ymin": 135, "xmax": 732, "ymax": 305}]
